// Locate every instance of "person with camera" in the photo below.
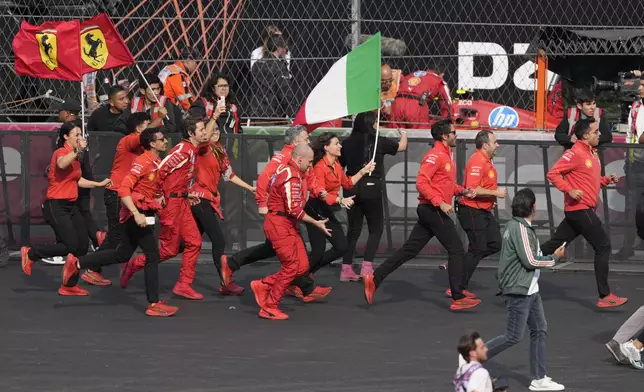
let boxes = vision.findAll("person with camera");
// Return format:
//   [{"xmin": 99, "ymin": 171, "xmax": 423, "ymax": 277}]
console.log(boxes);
[
  {"xmin": 486, "ymin": 188, "xmax": 566, "ymax": 391},
  {"xmin": 554, "ymin": 89, "xmax": 612, "ymax": 150}
]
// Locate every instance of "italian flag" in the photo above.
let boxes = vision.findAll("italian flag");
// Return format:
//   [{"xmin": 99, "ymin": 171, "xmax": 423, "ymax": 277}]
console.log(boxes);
[{"xmin": 293, "ymin": 33, "xmax": 381, "ymax": 131}]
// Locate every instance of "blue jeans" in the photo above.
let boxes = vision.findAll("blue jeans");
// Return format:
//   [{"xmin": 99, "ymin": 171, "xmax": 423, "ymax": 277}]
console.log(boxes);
[{"xmin": 486, "ymin": 293, "xmax": 548, "ymax": 379}]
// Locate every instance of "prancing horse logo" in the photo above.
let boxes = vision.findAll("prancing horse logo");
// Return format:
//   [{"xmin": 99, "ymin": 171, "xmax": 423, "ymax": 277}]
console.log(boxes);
[
  {"xmin": 36, "ymin": 30, "xmax": 58, "ymax": 70},
  {"xmin": 81, "ymin": 26, "xmax": 109, "ymax": 69}
]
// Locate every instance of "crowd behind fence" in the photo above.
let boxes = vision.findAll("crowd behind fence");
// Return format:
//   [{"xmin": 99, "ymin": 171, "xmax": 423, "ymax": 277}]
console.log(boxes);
[{"xmin": 0, "ymin": 128, "xmax": 642, "ymax": 264}]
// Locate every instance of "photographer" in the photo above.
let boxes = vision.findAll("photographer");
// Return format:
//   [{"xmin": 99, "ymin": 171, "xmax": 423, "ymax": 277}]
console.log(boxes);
[{"xmin": 554, "ymin": 89, "xmax": 612, "ymax": 149}]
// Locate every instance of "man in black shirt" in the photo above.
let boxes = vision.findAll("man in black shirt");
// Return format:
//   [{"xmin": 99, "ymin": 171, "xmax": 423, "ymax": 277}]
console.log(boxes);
[
  {"xmin": 554, "ymin": 89, "xmax": 612, "ymax": 149},
  {"xmin": 87, "ymin": 86, "xmax": 130, "ymax": 135}
]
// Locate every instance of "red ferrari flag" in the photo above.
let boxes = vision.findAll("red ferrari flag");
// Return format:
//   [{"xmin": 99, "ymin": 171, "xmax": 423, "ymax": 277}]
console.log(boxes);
[
  {"xmin": 80, "ymin": 13, "xmax": 135, "ymax": 73},
  {"xmin": 12, "ymin": 20, "xmax": 83, "ymax": 81}
]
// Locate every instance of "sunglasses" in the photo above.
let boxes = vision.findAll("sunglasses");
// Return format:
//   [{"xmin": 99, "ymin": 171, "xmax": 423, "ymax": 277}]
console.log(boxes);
[{"xmin": 153, "ymin": 136, "xmax": 167, "ymax": 142}]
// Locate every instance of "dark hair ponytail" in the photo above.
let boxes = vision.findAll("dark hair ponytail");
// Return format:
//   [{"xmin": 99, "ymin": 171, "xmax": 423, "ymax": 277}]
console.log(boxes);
[{"xmin": 57, "ymin": 122, "xmax": 80, "ymax": 148}]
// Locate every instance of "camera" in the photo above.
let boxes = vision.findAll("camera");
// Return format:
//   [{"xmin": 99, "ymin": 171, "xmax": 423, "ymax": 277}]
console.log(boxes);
[{"xmin": 592, "ymin": 72, "xmax": 641, "ymax": 124}]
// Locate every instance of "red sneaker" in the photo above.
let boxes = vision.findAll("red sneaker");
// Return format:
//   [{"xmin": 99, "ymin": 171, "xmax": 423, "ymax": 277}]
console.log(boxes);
[
  {"xmin": 303, "ymin": 286, "xmax": 332, "ymax": 303},
  {"xmin": 81, "ymin": 270, "xmax": 112, "ymax": 286},
  {"xmin": 259, "ymin": 307, "xmax": 289, "ymax": 320},
  {"xmin": 172, "ymin": 283, "xmax": 204, "ymax": 300},
  {"xmin": 58, "ymin": 285, "xmax": 89, "ymax": 296},
  {"xmin": 364, "ymin": 273, "xmax": 376, "ymax": 305},
  {"xmin": 450, "ymin": 297, "xmax": 481, "ymax": 311},
  {"xmin": 219, "ymin": 281, "xmax": 245, "ymax": 296},
  {"xmin": 250, "ymin": 280, "xmax": 270, "ymax": 309},
  {"xmin": 119, "ymin": 256, "xmax": 139, "ymax": 288},
  {"xmin": 445, "ymin": 288, "xmax": 479, "ymax": 299},
  {"xmin": 285, "ymin": 285, "xmax": 304, "ymax": 298},
  {"xmin": 21, "ymin": 246, "xmax": 33, "ymax": 276},
  {"xmin": 62, "ymin": 254, "xmax": 79, "ymax": 286},
  {"xmin": 146, "ymin": 300, "xmax": 178, "ymax": 317},
  {"xmin": 220, "ymin": 255, "xmax": 233, "ymax": 286},
  {"xmin": 597, "ymin": 293, "xmax": 628, "ymax": 308},
  {"xmin": 96, "ymin": 231, "xmax": 107, "ymax": 247}
]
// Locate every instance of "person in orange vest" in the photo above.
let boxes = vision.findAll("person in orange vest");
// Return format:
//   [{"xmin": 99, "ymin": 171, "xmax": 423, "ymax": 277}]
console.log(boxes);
[
  {"xmin": 158, "ymin": 47, "xmax": 199, "ymax": 112},
  {"xmin": 554, "ymin": 89, "xmax": 612, "ymax": 149},
  {"xmin": 131, "ymin": 74, "xmax": 182, "ymax": 134}
]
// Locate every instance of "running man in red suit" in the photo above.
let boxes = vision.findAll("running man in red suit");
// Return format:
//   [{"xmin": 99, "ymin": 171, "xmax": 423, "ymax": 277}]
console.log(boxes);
[
  {"xmin": 249, "ymin": 144, "xmax": 332, "ymax": 320},
  {"xmin": 120, "ymin": 117, "xmax": 209, "ymax": 300}
]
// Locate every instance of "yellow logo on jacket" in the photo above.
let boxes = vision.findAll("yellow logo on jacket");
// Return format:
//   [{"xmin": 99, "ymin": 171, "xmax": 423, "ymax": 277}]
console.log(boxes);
[
  {"xmin": 488, "ymin": 170, "xmax": 495, "ymax": 178},
  {"xmin": 148, "ymin": 172, "xmax": 156, "ymax": 181},
  {"xmin": 407, "ymin": 77, "xmax": 421, "ymax": 87},
  {"xmin": 36, "ymin": 30, "xmax": 58, "ymax": 71},
  {"xmin": 585, "ymin": 159, "xmax": 592, "ymax": 168},
  {"xmin": 444, "ymin": 163, "xmax": 451, "ymax": 172},
  {"xmin": 81, "ymin": 26, "xmax": 108, "ymax": 69}
]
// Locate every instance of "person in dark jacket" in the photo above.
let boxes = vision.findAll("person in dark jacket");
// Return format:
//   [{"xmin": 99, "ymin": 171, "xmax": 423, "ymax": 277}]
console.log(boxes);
[
  {"xmin": 250, "ymin": 34, "xmax": 297, "ymax": 120},
  {"xmin": 554, "ymin": 89, "xmax": 612, "ymax": 149}
]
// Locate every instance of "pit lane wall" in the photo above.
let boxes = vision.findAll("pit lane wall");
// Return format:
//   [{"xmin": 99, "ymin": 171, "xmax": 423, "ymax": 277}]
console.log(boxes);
[{"xmin": 0, "ymin": 124, "xmax": 639, "ymax": 263}]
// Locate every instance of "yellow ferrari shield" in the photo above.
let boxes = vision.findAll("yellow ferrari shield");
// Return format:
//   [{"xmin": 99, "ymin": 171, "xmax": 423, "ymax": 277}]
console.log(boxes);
[
  {"xmin": 36, "ymin": 30, "xmax": 57, "ymax": 71},
  {"xmin": 81, "ymin": 27, "xmax": 108, "ymax": 69}
]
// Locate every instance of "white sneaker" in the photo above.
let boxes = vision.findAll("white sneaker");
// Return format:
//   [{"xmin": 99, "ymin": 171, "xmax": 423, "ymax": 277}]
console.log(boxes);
[
  {"xmin": 620, "ymin": 340, "xmax": 644, "ymax": 369},
  {"xmin": 529, "ymin": 376, "xmax": 565, "ymax": 391},
  {"xmin": 42, "ymin": 256, "xmax": 65, "ymax": 265}
]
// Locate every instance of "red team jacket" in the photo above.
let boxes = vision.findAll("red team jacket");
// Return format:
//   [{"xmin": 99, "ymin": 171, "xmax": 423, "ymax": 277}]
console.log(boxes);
[
  {"xmin": 158, "ymin": 140, "xmax": 199, "ymax": 197},
  {"xmin": 398, "ymin": 70, "xmax": 452, "ymax": 117},
  {"xmin": 547, "ymin": 141, "xmax": 611, "ymax": 212},
  {"xmin": 266, "ymin": 159, "xmax": 307, "ymax": 221},
  {"xmin": 416, "ymin": 142, "xmax": 464, "ymax": 206},
  {"xmin": 459, "ymin": 149, "xmax": 498, "ymax": 211},
  {"xmin": 46, "ymin": 143, "xmax": 82, "ymax": 201},
  {"xmin": 107, "ymin": 132, "xmax": 144, "ymax": 192},
  {"xmin": 312, "ymin": 156, "xmax": 353, "ymax": 205},
  {"xmin": 118, "ymin": 150, "xmax": 163, "ymax": 223},
  {"xmin": 192, "ymin": 143, "xmax": 235, "ymax": 219}
]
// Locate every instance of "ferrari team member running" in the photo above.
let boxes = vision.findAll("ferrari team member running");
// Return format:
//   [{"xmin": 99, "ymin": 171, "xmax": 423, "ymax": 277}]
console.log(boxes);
[
  {"xmin": 21, "ymin": 123, "xmax": 110, "ymax": 295},
  {"xmin": 363, "ymin": 120, "xmax": 481, "ymax": 310},
  {"xmin": 190, "ymin": 126, "xmax": 255, "ymax": 295},
  {"xmin": 541, "ymin": 118, "xmax": 627, "ymax": 308},
  {"xmin": 121, "ymin": 117, "xmax": 209, "ymax": 300},
  {"xmin": 249, "ymin": 144, "xmax": 332, "ymax": 320},
  {"xmin": 61, "ymin": 128, "xmax": 178, "ymax": 317},
  {"xmin": 452, "ymin": 130, "xmax": 505, "ymax": 298}
]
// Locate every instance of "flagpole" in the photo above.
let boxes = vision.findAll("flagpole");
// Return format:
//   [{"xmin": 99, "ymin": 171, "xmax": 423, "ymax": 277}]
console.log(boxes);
[
  {"xmin": 80, "ymin": 80, "xmax": 86, "ymax": 138},
  {"xmin": 369, "ymin": 107, "xmax": 381, "ymax": 175},
  {"xmin": 135, "ymin": 63, "xmax": 169, "ymax": 120}
]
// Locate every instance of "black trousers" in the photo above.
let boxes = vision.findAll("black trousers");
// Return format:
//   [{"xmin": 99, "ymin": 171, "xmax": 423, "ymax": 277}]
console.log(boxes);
[
  {"xmin": 99, "ymin": 189, "xmax": 124, "ymax": 251},
  {"xmin": 77, "ymin": 213, "xmax": 160, "ymax": 303},
  {"xmin": 77, "ymin": 196, "xmax": 100, "ymax": 248},
  {"xmin": 541, "ymin": 209, "xmax": 611, "ymax": 298},
  {"xmin": 228, "ymin": 239, "xmax": 275, "ymax": 271},
  {"xmin": 29, "ymin": 199, "xmax": 89, "ymax": 286},
  {"xmin": 191, "ymin": 199, "xmax": 227, "ymax": 281},
  {"xmin": 373, "ymin": 204, "xmax": 466, "ymax": 300},
  {"xmin": 343, "ymin": 194, "xmax": 384, "ymax": 264},
  {"xmin": 304, "ymin": 199, "xmax": 348, "ymax": 274},
  {"xmin": 457, "ymin": 205, "xmax": 502, "ymax": 289}
]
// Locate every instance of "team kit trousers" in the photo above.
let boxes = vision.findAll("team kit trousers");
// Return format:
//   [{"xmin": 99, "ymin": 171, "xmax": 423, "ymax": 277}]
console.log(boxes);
[
  {"xmin": 540, "ymin": 208, "xmax": 611, "ymax": 298},
  {"xmin": 457, "ymin": 205, "xmax": 502, "ymax": 289},
  {"xmin": 373, "ymin": 204, "xmax": 467, "ymax": 300},
  {"xmin": 191, "ymin": 199, "xmax": 227, "ymax": 281},
  {"xmin": 343, "ymin": 191, "xmax": 384, "ymax": 266}
]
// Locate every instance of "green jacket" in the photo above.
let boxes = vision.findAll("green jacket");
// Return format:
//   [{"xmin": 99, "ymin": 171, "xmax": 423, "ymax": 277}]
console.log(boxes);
[{"xmin": 497, "ymin": 217, "xmax": 557, "ymax": 295}]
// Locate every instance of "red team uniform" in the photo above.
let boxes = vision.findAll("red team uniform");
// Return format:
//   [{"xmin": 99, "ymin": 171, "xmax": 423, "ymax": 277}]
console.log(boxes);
[{"xmin": 389, "ymin": 70, "xmax": 452, "ymax": 129}]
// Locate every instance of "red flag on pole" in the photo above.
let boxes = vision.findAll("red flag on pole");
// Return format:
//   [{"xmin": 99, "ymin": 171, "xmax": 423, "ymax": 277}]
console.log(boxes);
[
  {"xmin": 80, "ymin": 13, "xmax": 135, "ymax": 73},
  {"xmin": 12, "ymin": 20, "xmax": 83, "ymax": 81}
]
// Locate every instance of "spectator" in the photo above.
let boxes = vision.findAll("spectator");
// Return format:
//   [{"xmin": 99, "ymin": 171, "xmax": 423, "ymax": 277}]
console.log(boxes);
[
  {"xmin": 250, "ymin": 34, "xmax": 295, "ymax": 120},
  {"xmin": 554, "ymin": 89, "xmax": 611, "ymax": 149},
  {"xmin": 130, "ymin": 74, "xmax": 182, "ymax": 134},
  {"xmin": 83, "ymin": 70, "xmax": 129, "ymax": 114},
  {"xmin": 454, "ymin": 331, "xmax": 493, "ymax": 392},
  {"xmin": 190, "ymin": 73, "xmax": 242, "ymax": 134},
  {"xmin": 250, "ymin": 25, "xmax": 291, "ymax": 73},
  {"xmin": 605, "ymin": 306, "xmax": 644, "ymax": 369},
  {"xmin": 159, "ymin": 46, "xmax": 199, "ymax": 111},
  {"xmin": 87, "ymin": 85, "xmax": 130, "ymax": 135}
]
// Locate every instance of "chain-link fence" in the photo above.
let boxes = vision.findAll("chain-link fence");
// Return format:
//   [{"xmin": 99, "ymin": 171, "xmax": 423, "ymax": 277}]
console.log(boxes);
[{"xmin": 1, "ymin": 0, "xmax": 643, "ymax": 125}]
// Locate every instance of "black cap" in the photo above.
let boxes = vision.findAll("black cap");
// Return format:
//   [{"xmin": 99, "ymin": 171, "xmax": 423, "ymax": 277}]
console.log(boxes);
[{"xmin": 55, "ymin": 99, "xmax": 81, "ymax": 114}]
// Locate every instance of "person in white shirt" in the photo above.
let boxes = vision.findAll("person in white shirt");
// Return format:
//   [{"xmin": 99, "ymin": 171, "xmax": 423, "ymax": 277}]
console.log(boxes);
[
  {"xmin": 454, "ymin": 331, "xmax": 493, "ymax": 392},
  {"xmin": 250, "ymin": 25, "xmax": 291, "ymax": 72}
]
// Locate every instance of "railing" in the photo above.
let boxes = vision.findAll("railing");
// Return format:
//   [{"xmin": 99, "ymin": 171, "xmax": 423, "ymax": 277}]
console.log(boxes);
[{"xmin": 0, "ymin": 128, "xmax": 642, "ymax": 263}]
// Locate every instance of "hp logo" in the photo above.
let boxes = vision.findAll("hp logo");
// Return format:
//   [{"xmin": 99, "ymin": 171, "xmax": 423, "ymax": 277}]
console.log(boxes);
[{"xmin": 488, "ymin": 106, "xmax": 519, "ymax": 128}]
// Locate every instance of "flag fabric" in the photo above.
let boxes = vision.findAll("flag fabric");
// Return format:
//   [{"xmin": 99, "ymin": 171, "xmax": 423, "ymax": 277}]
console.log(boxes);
[
  {"xmin": 293, "ymin": 33, "xmax": 381, "ymax": 131},
  {"xmin": 80, "ymin": 12, "xmax": 135, "ymax": 73},
  {"xmin": 12, "ymin": 20, "xmax": 83, "ymax": 81}
]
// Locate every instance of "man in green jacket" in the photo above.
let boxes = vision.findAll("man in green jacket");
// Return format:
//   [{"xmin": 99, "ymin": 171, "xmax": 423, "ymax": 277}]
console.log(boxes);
[{"xmin": 486, "ymin": 188, "xmax": 566, "ymax": 391}]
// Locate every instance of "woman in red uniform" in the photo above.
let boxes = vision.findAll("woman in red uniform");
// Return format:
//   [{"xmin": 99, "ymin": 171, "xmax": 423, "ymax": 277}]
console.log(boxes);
[
  {"xmin": 303, "ymin": 132, "xmax": 374, "ymax": 281},
  {"xmin": 190, "ymin": 126, "xmax": 255, "ymax": 295},
  {"xmin": 21, "ymin": 122, "xmax": 110, "ymax": 295}
]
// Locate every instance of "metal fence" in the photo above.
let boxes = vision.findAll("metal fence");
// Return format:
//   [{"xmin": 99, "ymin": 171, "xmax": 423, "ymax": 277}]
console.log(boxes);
[
  {"xmin": 1, "ymin": 1, "xmax": 644, "ymax": 124},
  {"xmin": 1, "ymin": 127, "xmax": 642, "ymax": 264}
]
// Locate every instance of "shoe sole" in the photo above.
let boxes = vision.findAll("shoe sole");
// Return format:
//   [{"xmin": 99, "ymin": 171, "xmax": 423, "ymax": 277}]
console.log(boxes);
[
  {"xmin": 58, "ymin": 288, "xmax": 89, "ymax": 296},
  {"xmin": 81, "ymin": 275, "xmax": 112, "ymax": 286},
  {"xmin": 146, "ymin": 310, "xmax": 177, "ymax": 317},
  {"xmin": 258, "ymin": 309, "xmax": 288, "ymax": 320},
  {"xmin": 605, "ymin": 342, "xmax": 630, "ymax": 365},
  {"xmin": 529, "ymin": 386, "xmax": 564, "ymax": 391},
  {"xmin": 597, "ymin": 299, "xmax": 628, "ymax": 308},
  {"xmin": 450, "ymin": 301, "xmax": 482, "ymax": 311},
  {"xmin": 172, "ymin": 289, "xmax": 204, "ymax": 300}
]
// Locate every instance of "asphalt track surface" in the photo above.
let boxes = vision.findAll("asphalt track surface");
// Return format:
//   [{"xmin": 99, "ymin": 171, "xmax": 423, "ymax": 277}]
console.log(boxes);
[{"xmin": 1, "ymin": 260, "xmax": 641, "ymax": 392}]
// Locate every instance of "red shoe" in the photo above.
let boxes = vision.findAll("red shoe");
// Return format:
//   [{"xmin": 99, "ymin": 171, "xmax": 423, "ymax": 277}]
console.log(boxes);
[
  {"xmin": 285, "ymin": 285, "xmax": 304, "ymax": 298},
  {"xmin": 364, "ymin": 273, "xmax": 376, "ymax": 305},
  {"xmin": 96, "ymin": 231, "xmax": 107, "ymax": 247},
  {"xmin": 303, "ymin": 286, "xmax": 332, "ymax": 303},
  {"xmin": 62, "ymin": 254, "xmax": 79, "ymax": 286},
  {"xmin": 450, "ymin": 297, "xmax": 481, "ymax": 310},
  {"xmin": 597, "ymin": 293, "xmax": 628, "ymax": 308},
  {"xmin": 219, "ymin": 281, "xmax": 245, "ymax": 296},
  {"xmin": 58, "ymin": 285, "xmax": 89, "ymax": 296},
  {"xmin": 81, "ymin": 270, "xmax": 112, "ymax": 286},
  {"xmin": 259, "ymin": 307, "xmax": 289, "ymax": 320},
  {"xmin": 250, "ymin": 280, "xmax": 270, "ymax": 309},
  {"xmin": 220, "ymin": 255, "xmax": 233, "ymax": 286},
  {"xmin": 21, "ymin": 246, "xmax": 33, "ymax": 276},
  {"xmin": 172, "ymin": 283, "xmax": 204, "ymax": 300},
  {"xmin": 445, "ymin": 288, "xmax": 479, "ymax": 299},
  {"xmin": 146, "ymin": 300, "xmax": 179, "ymax": 317},
  {"xmin": 119, "ymin": 256, "xmax": 140, "ymax": 288}
]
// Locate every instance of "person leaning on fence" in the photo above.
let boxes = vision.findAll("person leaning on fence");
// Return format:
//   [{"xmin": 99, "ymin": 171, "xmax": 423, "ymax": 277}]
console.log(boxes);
[
  {"xmin": 554, "ymin": 89, "xmax": 612, "ymax": 150},
  {"xmin": 20, "ymin": 122, "xmax": 111, "ymax": 296},
  {"xmin": 541, "ymin": 118, "xmax": 627, "ymax": 308},
  {"xmin": 454, "ymin": 331, "xmax": 493, "ymax": 392},
  {"xmin": 485, "ymin": 188, "xmax": 566, "ymax": 392}
]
